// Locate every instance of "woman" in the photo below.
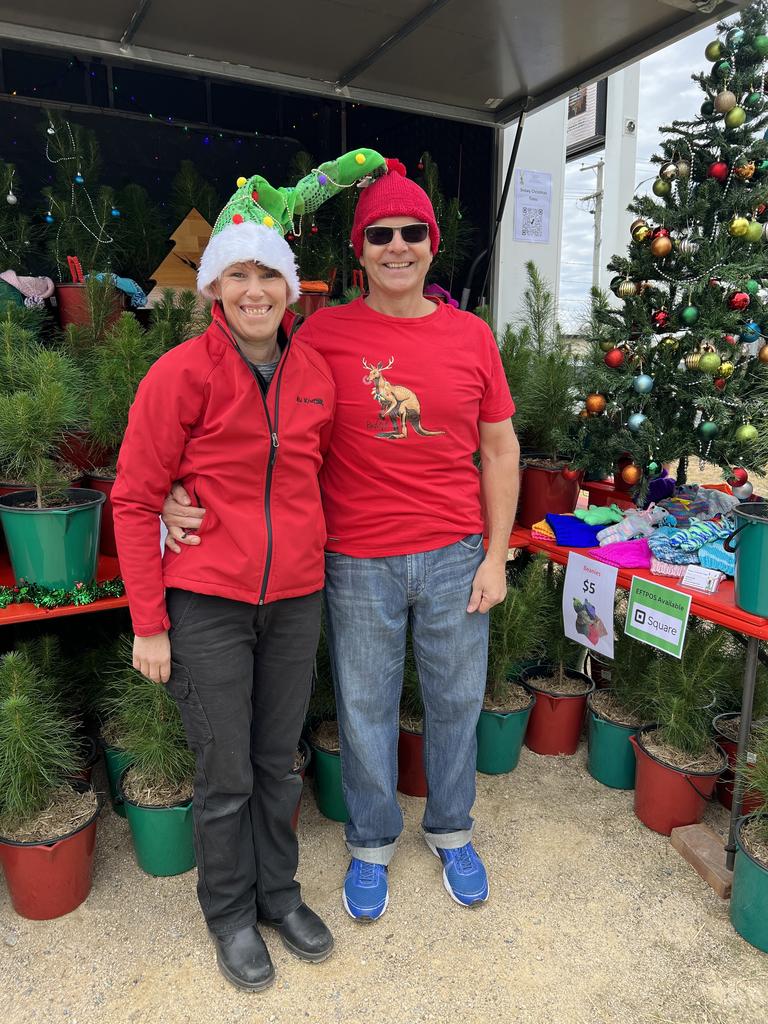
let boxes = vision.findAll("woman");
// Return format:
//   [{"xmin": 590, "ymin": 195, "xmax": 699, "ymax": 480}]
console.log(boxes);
[{"xmin": 111, "ymin": 178, "xmax": 336, "ymax": 992}]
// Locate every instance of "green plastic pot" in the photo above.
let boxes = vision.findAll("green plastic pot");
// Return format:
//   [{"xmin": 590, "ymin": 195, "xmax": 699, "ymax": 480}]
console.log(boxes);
[
  {"xmin": 730, "ymin": 814, "xmax": 768, "ymax": 954},
  {"xmin": 119, "ymin": 767, "xmax": 195, "ymax": 877},
  {"xmin": 0, "ymin": 488, "xmax": 105, "ymax": 589},
  {"xmin": 587, "ymin": 695, "xmax": 643, "ymax": 790},
  {"xmin": 724, "ymin": 503, "xmax": 768, "ymax": 617},
  {"xmin": 476, "ymin": 694, "xmax": 535, "ymax": 775},
  {"xmin": 311, "ymin": 743, "xmax": 348, "ymax": 822},
  {"xmin": 103, "ymin": 745, "xmax": 133, "ymax": 817}
]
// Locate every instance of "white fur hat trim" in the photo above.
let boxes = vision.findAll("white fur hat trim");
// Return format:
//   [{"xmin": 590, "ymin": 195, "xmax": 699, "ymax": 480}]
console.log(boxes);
[{"xmin": 197, "ymin": 222, "xmax": 301, "ymax": 304}]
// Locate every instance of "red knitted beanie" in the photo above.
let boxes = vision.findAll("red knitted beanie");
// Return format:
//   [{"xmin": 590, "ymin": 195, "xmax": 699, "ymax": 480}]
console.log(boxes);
[{"xmin": 350, "ymin": 159, "xmax": 440, "ymax": 257}]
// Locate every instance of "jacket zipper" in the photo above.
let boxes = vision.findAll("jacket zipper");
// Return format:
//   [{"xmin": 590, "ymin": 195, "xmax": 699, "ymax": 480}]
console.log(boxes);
[{"xmin": 215, "ymin": 314, "xmax": 303, "ymax": 604}]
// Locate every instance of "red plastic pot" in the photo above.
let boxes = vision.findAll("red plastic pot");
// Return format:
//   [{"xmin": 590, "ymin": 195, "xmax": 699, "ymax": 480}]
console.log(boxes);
[
  {"xmin": 0, "ymin": 798, "xmax": 99, "ymax": 920},
  {"xmin": 397, "ymin": 727, "xmax": 427, "ymax": 797},
  {"xmin": 713, "ymin": 713, "xmax": 763, "ymax": 814},
  {"xmin": 296, "ymin": 292, "xmax": 328, "ymax": 318},
  {"xmin": 521, "ymin": 665, "xmax": 594, "ymax": 755},
  {"xmin": 68, "ymin": 736, "xmax": 100, "ymax": 785},
  {"xmin": 586, "ymin": 653, "xmax": 612, "ymax": 689},
  {"xmin": 517, "ymin": 463, "xmax": 582, "ymax": 529},
  {"xmin": 630, "ymin": 730, "xmax": 725, "ymax": 836},
  {"xmin": 54, "ymin": 283, "xmax": 125, "ymax": 330},
  {"xmin": 58, "ymin": 430, "xmax": 113, "ymax": 474},
  {"xmin": 84, "ymin": 473, "xmax": 117, "ymax": 557}
]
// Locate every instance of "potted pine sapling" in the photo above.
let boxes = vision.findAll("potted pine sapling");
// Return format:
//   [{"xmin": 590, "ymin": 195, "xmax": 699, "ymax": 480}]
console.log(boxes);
[
  {"xmin": 0, "ymin": 651, "xmax": 99, "ymax": 920},
  {"xmin": 586, "ymin": 623, "xmax": 658, "ymax": 790},
  {"xmin": 508, "ymin": 263, "xmax": 580, "ymax": 528},
  {"xmin": 0, "ymin": 346, "xmax": 105, "ymax": 589},
  {"xmin": 83, "ymin": 313, "xmax": 161, "ymax": 557},
  {"xmin": 82, "ymin": 635, "xmax": 133, "ymax": 815},
  {"xmin": 630, "ymin": 619, "xmax": 730, "ymax": 836},
  {"xmin": 730, "ymin": 722, "xmax": 768, "ymax": 954},
  {"xmin": 476, "ymin": 554, "xmax": 551, "ymax": 775},
  {"xmin": 109, "ymin": 642, "xmax": 196, "ymax": 876},
  {"xmin": 0, "ymin": 318, "xmax": 42, "ymax": 516},
  {"xmin": 713, "ymin": 645, "xmax": 768, "ymax": 814},
  {"xmin": 398, "ymin": 634, "xmax": 426, "ymax": 797},
  {"xmin": 520, "ymin": 566, "xmax": 594, "ymax": 756},
  {"xmin": 307, "ymin": 619, "xmax": 348, "ymax": 822}
]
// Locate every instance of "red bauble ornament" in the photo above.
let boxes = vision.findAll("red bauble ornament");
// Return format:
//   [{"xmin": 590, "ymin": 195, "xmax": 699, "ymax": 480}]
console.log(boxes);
[
  {"xmin": 604, "ymin": 348, "xmax": 625, "ymax": 368},
  {"xmin": 311, "ymin": 225, "xmax": 319, "ymax": 235},
  {"xmin": 562, "ymin": 467, "xmax": 581, "ymax": 481},
  {"xmin": 729, "ymin": 466, "xmax": 749, "ymax": 486},
  {"xmin": 651, "ymin": 227, "xmax": 670, "ymax": 239},
  {"xmin": 286, "ymin": 232, "xmax": 295, "ymax": 241},
  {"xmin": 708, "ymin": 161, "xmax": 729, "ymax": 182},
  {"xmin": 417, "ymin": 161, "xmax": 424, "ymax": 171},
  {"xmin": 728, "ymin": 291, "xmax": 750, "ymax": 311},
  {"xmin": 714, "ymin": 377, "xmax": 726, "ymax": 390},
  {"xmin": 723, "ymin": 333, "xmax": 738, "ymax": 345},
  {"xmin": 651, "ymin": 309, "xmax": 670, "ymax": 331},
  {"xmin": 758, "ymin": 203, "xmax": 767, "ymax": 218}
]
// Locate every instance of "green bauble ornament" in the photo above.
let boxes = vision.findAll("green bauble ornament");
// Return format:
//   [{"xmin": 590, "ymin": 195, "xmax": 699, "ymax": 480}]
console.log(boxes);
[
  {"xmin": 701, "ymin": 99, "xmax": 715, "ymax": 117},
  {"xmin": 705, "ymin": 40, "xmax": 723, "ymax": 62},
  {"xmin": 698, "ymin": 352, "xmax": 722, "ymax": 373},
  {"xmin": 647, "ymin": 460, "xmax": 662, "ymax": 478},
  {"xmin": 746, "ymin": 278, "xmax": 761, "ymax": 294},
  {"xmin": 715, "ymin": 59, "xmax": 732, "ymax": 78},
  {"xmin": 747, "ymin": 91, "xmax": 764, "ymax": 108},
  {"xmin": 759, "ymin": 160, "xmax": 768, "ymax": 174},
  {"xmin": 652, "ymin": 178, "xmax": 671, "ymax": 197},
  {"xmin": 734, "ymin": 423, "xmax": 759, "ymax": 443},
  {"xmin": 747, "ymin": 221, "xmax": 764, "ymax": 243},
  {"xmin": 754, "ymin": 35, "xmax": 768, "ymax": 57},
  {"xmin": 681, "ymin": 305, "xmax": 699, "ymax": 325},
  {"xmin": 599, "ymin": 340, "xmax": 615, "ymax": 353},
  {"xmin": 725, "ymin": 106, "xmax": 747, "ymax": 129},
  {"xmin": 697, "ymin": 420, "xmax": 719, "ymax": 441}
]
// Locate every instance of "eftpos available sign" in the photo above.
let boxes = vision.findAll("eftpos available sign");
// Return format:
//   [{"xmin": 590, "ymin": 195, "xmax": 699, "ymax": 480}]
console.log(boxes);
[{"xmin": 624, "ymin": 577, "xmax": 691, "ymax": 659}]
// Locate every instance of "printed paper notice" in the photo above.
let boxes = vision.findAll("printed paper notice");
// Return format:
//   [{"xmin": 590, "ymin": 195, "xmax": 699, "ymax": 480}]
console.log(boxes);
[
  {"xmin": 514, "ymin": 170, "xmax": 552, "ymax": 244},
  {"xmin": 562, "ymin": 552, "xmax": 618, "ymax": 659},
  {"xmin": 624, "ymin": 577, "xmax": 691, "ymax": 659}
]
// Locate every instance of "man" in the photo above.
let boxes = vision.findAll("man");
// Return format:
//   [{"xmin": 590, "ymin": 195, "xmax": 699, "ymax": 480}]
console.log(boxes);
[{"xmin": 165, "ymin": 159, "xmax": 519, "ymax": 922}]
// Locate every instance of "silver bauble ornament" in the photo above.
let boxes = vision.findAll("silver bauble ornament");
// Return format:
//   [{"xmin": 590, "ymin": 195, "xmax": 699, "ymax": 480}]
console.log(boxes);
[
  {"xmin": 5, "ymin": 193, "xmax": 17, "ymax": 205},
  {"xmin": 732, "ymin": 482, "xmax": 754, "ymax": 500},
  {"xmin": 676, "ymin": 159, "xmax": 691, "ymax": 180},
  {"xmin": 679, "ymin": 238, "xmax": 699, "ymax": 255},
  {"xmin": 659, "ymin": 161, "xmax": 679, "ymax": 181},
  {"xmin": 627, "ymin": 413, "xmax": 647, "ymax": 432},
  {"xmin": 714, "ymin": 89, "xmax": 738, "ymax": 113}
]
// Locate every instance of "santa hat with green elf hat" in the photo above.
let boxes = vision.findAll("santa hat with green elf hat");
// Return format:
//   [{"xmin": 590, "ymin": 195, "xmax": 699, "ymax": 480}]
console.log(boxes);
[{"xmin": 198, "ymin": 148, "xmax": 386, "ymax": 303}]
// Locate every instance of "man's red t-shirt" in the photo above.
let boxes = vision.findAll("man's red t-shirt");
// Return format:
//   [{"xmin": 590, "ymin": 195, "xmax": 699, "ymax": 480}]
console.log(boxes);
[{"xmin": 298, "ymin": 297, "xmax": 515, "ymax": 558}]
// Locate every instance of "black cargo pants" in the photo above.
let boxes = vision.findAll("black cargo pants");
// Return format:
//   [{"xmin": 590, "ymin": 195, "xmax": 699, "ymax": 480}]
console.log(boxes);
[{"xmin": 166, "ymin": 587, "xmax": 321, "ymax": 936}]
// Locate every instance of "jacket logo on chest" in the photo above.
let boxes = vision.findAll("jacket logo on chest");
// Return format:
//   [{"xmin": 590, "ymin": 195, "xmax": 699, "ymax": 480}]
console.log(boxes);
[
  {"xmin": 361, "ymin": 356, "xmax": 445, "ymax": 440},
  {"xmin": 296, "ymin": 396, "xmax": 325, "ymax": 406}
]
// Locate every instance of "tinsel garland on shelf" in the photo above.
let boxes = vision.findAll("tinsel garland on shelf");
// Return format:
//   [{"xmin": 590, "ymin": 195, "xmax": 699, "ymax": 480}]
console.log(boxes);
[{"xmin": 0, "ymin": 577, "xmax": 125, "ymax": 610}]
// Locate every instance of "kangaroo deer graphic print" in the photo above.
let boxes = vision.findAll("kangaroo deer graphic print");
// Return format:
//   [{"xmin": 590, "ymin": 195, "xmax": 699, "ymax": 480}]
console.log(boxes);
[{"xmin": 362, "ymin": 357, "xmax": 445, "ymax": 440}]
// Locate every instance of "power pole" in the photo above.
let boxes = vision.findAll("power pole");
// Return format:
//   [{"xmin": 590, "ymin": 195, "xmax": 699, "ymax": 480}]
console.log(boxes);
[{"xmin": 578, "ymin": 159, "xmax": 604, "ymax": 290}]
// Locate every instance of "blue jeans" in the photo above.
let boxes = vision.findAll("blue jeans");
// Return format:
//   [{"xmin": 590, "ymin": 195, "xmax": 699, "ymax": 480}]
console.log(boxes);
[{"xmin": 324, "ymin": 535, "xmax": 488, "ymax": 865}]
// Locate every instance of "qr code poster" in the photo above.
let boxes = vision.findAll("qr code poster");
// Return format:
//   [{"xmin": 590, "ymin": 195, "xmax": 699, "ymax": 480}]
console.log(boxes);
[{"xmin": 513, "ymin": 170, "xmax": 552, "ymax": 245}]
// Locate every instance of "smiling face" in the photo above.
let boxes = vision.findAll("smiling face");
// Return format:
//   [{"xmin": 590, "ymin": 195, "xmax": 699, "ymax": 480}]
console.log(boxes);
[
  {"xmin": 213, "ymin": 261, "xmax": 288, "ymax": 348},
  {"xmin": 360, "ymin": 216, "xmax": 433, "ymax": 304}
]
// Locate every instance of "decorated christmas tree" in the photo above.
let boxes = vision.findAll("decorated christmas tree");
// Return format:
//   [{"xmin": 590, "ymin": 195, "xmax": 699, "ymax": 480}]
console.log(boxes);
[
  {"xmin": 0, "ymin": 160, "xmax": 40, "ymax": 275},
  {"xmin": 575, "ymin": 3, "xmax": 768, "ymax": 498}
]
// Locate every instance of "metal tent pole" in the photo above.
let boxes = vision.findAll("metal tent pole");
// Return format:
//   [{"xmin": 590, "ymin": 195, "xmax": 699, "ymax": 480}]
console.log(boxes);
[{"xmin": 725, "ymin": 635, "xmax": 759, "ymax": 871}]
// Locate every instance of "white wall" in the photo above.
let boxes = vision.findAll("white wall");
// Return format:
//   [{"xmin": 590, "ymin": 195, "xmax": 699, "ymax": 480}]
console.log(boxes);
[{"xmin": 599, "ymin": 64, "xmax": 640, "ymax": 298}]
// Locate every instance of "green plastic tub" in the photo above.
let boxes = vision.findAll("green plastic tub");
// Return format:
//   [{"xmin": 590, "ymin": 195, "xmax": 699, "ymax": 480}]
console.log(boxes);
[
  {"xmin": 730, "ymin": 814, "xmax": 768, "ymax": 954},
  {"xmin": 312, "ymin": 744, "xmax": 348, "ymax": 822},
  {"xmin": 120, "ymin": 768, "xmax": 195, "ymax": 877},
  {"xmin": 476, "ymin": 695, "xmax": 534, "ymax": 775},
  {"xmin": 103, "ymin": 745, "xmax": 133, "ymax": 817},
  {"xmin": 0, "ymin": 488, "xmax": 105, "ymax": 589},
  {"xmin": 724, "ymin": 503, "xmax": 768, "ymax": 617},
  {"xmin": 587, "ymin": 694, "xmax": 644, "ymax": 790}
]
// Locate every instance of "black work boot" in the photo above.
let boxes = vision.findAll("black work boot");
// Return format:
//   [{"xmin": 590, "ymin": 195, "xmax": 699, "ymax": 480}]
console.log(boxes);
[
  {"xmin": 263, "ymin": 903, "xmax": 334, "ymax": 963},
  {"xmin": 213, "ymin": 925, "xmax": 275, "ymax": 991}
]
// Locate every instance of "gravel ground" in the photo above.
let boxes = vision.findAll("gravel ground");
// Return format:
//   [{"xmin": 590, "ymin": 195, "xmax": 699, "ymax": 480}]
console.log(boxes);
[{"xmin": 2, "ymin": 745, "xmax": 767, "ymax": 1024}]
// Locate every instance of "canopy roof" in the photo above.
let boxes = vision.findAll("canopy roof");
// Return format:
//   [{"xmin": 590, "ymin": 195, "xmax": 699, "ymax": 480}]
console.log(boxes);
[{"xmin": 0, "ymin": 0, "xmax": 746, "ymax": 125}]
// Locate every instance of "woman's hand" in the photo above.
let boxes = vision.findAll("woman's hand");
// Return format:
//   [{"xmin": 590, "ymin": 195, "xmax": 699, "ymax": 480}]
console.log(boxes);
[
  {"xmin": 133, "ymin": 631, "xmax": 172, "ymax": 684},
  {"xmin": 162, "ymin": 482, "xmax": 205, "ymax": 554}
]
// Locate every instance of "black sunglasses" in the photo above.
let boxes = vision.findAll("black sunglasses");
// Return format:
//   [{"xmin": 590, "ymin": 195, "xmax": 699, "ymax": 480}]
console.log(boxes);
[{"xmin": 364, "ymin": 223, "xmax": 429, "ymax": 246}]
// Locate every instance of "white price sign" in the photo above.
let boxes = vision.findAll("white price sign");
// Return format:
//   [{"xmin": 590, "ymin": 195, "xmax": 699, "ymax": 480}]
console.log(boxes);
[{"xmin": 562, "ymin": 553, "xmax": 618, "ymax": 659}]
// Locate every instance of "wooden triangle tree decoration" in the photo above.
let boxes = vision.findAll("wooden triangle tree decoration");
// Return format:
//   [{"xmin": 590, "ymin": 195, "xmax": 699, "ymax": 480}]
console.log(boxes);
[{"xmin": 146, "ymin": 208, "xmax": 212, "ymax": 303}]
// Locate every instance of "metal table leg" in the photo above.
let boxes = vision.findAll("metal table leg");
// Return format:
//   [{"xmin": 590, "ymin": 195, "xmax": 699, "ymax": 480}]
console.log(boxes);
[{"xmin": 725, "ymin": 635, "xmax": 759, "ymax": 871}]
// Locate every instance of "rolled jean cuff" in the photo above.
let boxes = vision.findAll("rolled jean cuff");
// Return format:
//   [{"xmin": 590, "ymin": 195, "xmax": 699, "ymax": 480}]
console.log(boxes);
[
  {"xmin": 422, "ymin": 824, "xmax": 474, "ymax": 850},
  {"xmin": 346, "ymin": 840, "xmax": 397, "ymax": 866}
]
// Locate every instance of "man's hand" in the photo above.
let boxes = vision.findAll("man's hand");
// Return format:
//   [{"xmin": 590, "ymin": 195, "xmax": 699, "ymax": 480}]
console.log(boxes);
[
  {"xmin": 467, "ymin": 557, "xmax": 507, "ymax": 614},
  {"xmin": 162, "ymin": 482, "xmax": 205, "ymax": 554},
  {"xmin": 133, "ymin": 631, "xmax": 172, "ymax": 684}
]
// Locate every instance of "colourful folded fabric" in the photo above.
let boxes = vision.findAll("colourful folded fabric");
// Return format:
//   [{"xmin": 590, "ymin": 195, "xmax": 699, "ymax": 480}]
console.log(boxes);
[
  {"xmin": 698, "ymin": 540, "xmax": 736, "ymax": 576},
  {"xmin": 585, "ymin": 538, "xmax": 652, "ymax": 568},
  {"xmin": 545, "ymin": 513, "xmax": 603, "ymax": 548},
  {"xmin": 531, "ymin": 518, "xmax": 556, "ymax": 541},
  {"xmin": 666, "ymin": 517, "xmax": 733, "ymax": 553},
  {"xmin": 650, "ymin": 558, "xmax": 687, "ymax": 577},
  {"xmin": 648, "ymin": 526, "xmax": 701, "ymax": 564}
]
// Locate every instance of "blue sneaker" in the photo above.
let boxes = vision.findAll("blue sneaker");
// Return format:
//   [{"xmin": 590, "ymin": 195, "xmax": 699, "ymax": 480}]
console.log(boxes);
[
  {"xmin": 426, "ymin": 840, "xmax": 489, "ymax": 907},
  {"xmin": 343, "ymin": 859, "xmax": 389, "ymax": 921}
]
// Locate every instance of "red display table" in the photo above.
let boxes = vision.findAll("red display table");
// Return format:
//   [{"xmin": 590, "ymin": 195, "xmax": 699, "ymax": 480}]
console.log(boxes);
[{"xmin": 0, "ymin": 550, "xmax": 128, "ymax": 625}]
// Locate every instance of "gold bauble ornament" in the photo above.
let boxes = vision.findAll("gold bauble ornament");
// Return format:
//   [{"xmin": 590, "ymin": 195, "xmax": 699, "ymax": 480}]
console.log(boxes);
[
  {"xmin": 714, "ymin": 89, "xmax": 737, "ymax": 113},
  {"xmin": 632, "ymin": 224, "xmax": 652, "ymax": 243},
  {"xmin": 686, "ymin": 352, "xmax": 702, "ymax": 370},
  {"xmin": 662, "ymin": 335, "xmax": 678, "ymax": 348},
  {"xmin": 620, "ymin": 464, "xmax": 643, "ymax": 486},
  {"xmin": 650, "ymin": 235, "xmax": 673, "ymax": 258},
  {"xmin": 759, "ymin": 344, "xmax": 768, "ymax": 364},
  {"xmin": 719, "ymin": 361, "xmax": 735, "ymax": 378},
  {"xmin": 629, "ymin": 218, "xmax": 647, "ymax": 233},
  {"xmin": 735, "ymin": 161, "xmax": 756, "ymax": 180},
  {"xmin": 585, "ymin": 393, "xmax": 607, "ymax": 415},
  {"xmin": 578, "ymin": 409, "xmax": 590, "ymax": 419},
  {"xmin": 617, "ymin": 280, "xmax": 638, "ymax": 298},
  {"xmin": 729, "ymin": 216, "xmax": 750, "ymax": 237}
]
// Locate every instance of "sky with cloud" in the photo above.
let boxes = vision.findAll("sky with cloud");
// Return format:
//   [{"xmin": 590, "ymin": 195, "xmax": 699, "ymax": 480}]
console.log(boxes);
[{"xmin": 558, "ymin": 20, "xmax": 729, "ymax": 332}]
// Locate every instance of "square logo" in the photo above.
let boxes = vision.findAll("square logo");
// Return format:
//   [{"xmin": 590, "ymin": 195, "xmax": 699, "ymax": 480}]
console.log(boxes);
[{"xmin": 634, "ymin": 608, "xmax": 646, "ymax": 625}]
